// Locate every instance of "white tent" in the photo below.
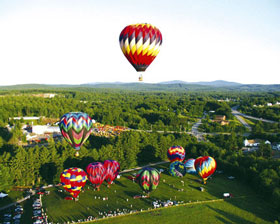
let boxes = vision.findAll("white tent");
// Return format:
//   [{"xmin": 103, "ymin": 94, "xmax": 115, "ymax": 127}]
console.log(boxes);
[{"xmin": 0, "ymin": 192, "xmax": 8, "ymax": 198}]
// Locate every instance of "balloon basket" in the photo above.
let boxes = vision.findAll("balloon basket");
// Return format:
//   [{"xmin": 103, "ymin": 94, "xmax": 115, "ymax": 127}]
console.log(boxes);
[{"xmin": 75, "ymin": 151, "xmax": 79, "ymax": 157}]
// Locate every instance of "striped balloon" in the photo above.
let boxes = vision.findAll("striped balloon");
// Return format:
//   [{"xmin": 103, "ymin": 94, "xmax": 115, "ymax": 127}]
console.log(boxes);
[
  {"xmin": 136, "ymin": 167, "xmax": 160, "ymax": 194},
  {"xmin": 86, "ymin": 162, "xmax": 106, "ymax": 190},
  {"xmin": 103, "ymin": 160, "xmax": 120, "ymax": 185},
  {"xmin": 194, "ymin": 156, "xmax": 217, "ymax": 184},
  {"xmin": 184, "ymin": 158, "xmax": 196, "ymax": 174},
  {"xmin": 119, "ymin": 23, "xmax": 162, "ymax": 75},
  {"xmin": 60, "ymin": 167, "xmax": 87, "ymax": 198},
  {"xmin": 169, "ymin": 161, "xmax": 186, "ymax": 177},
  {"xmin": 167, "ymin": 145, "xmax": 185, "ymax": 162},
  {"xmin": 59, "ymin": 112, "xmax": 93, "ymax": 156}
]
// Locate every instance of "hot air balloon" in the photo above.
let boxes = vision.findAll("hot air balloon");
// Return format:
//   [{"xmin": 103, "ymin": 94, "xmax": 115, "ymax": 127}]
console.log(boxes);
[
  {"xmin": 136, "ymin": 167, "xmax": 160, "ymax": 194},
  {"xmin": 60, "ymin": 167, "xmax": 87, "ymax": 198},
  {"xmin": 167, "ymin": 145, "xmax": 185, "ymax": 162},
  {"xmin": 194, "ymin": 156, "xmax": 216, "ymax": 184},
  {"xmin": 59, "ymin": 112, "xmax": 93, "ymax": 156},
  {"xmin": 169, "ymin": 161, "xmax": 186, "ymax": 177},
  {"xmin": 119, "ymin": 23, "xmax": 162, "ymax": 81},
  {"xmin": 184, "ymin": 158, "xmax": 196, "ymax": 174},
  {"xmin": 103, "ymin": 160, "xmax": 120, "ymax": 186},
  {"xmin": 86, "ymin": 162, "xmax": 106, "ymax": 191}
]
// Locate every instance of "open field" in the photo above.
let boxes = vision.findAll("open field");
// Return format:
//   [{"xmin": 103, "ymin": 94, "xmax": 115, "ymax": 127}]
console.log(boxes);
[{"xmin": 38, "ymin": 164, "xmax": 278, "ymax": 224}]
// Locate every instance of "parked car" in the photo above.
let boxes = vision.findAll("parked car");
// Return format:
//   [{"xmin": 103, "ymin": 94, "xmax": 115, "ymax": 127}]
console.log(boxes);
[
  {"xmin": 33, "ymin": 210, "xmax": 42, "ymax": 215},
  {"xmin": 13, "ymin": 214, "xmax": 21, "ymax": 220},
  {"xmin": 33, "ymin": 202, "xmax": 41, "ymax": 207},
  {"xmin": 4, "ymin": 214, "xmax": 12, "ymax": 218},
  {"xmin": 33, "ymin": 206, "xmax": 41, "ymax": 210}
]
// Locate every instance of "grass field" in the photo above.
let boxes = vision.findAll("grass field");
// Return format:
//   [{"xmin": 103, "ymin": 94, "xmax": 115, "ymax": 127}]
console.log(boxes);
[{"xmin": 38, "ymin": 164, "xmax": 278, "ymax": 224}]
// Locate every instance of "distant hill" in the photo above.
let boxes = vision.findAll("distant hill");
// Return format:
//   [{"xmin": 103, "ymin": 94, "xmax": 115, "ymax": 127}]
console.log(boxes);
[
  {"xmin": 159, "ymin": 80, "xmax": 241, "ymax": 86},
  {"xmin": 0, "ymin": 81, "xmax": 279, "ymax": 93}
]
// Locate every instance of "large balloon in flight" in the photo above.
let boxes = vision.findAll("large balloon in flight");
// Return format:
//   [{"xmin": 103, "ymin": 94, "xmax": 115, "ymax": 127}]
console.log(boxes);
[
  {"xmin": 167, "ymin": 145, "xmax": 185, "ymax": 162},
  {"xmin": 184, "ymin": 158, "xmax": 196, "ymax": 174},
  {"xmin": 194, "ymin": 156, "xmax": 216, "ymax": 184},
  {"xmin": 59, "ymin": 112, "xmax": 93, "ymax": 156},
  {"xmin": 119, "ymin": 23, "xmax": 162, "ymax": 81},
  {"xmin": 169, "ymin": 161, "xmax": 186, "ymax": 177},
  {"xmin": 103, "ymin": 160, "xmax": 120, "ymax": 185},
  {"xmin": 60, "ymin": 167, "xmax": 87, "ymax": 198},
  {"xmin": 136, "ymin": 167, "xmax": 160, "ymax": 194},
  {"xmin": 86, "ymin": 162, "xmax": 106, "ymax": 190}
]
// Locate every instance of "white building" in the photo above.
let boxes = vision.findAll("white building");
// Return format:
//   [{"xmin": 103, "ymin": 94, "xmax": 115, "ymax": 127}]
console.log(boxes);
[{"xmin": 32, "ymin": 125, "xmax": 60, "ymax": 135}]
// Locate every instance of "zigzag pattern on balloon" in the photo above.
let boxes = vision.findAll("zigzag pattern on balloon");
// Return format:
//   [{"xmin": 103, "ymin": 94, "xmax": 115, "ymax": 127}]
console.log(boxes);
[
  {"xmin": 167, "ymin": 145, "xmax": 185, "ymax": 162},
  {"xmin": 103, "ymin": 160, "xmax": 120, "ymax": 185},
  {"xmin": 119, "ymin": 23, "xmax": 162, "ymax": 72},
  {"xmin": 59, "ymin": 113, "xmax": 93, "ymax": 132},
  {"xmin": 59, "ymin": 112, "xmax": 93, "ymax": 150},
  {"xmin": 195, "ymin": 156, "xmax": 216, "ymax": 183},
  {"xmin": 136, "ymin": 167, "xmax": 160, "ymax": 193},
  {"xmin": 86, "ymin": 162, "xmax": 106, "ymax": 189}
]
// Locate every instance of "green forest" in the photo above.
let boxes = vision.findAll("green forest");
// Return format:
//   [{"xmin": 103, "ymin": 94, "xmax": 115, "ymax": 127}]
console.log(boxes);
[{"xmin": 0, "ymin": 87, "xmax": 280, "ymax": 213}]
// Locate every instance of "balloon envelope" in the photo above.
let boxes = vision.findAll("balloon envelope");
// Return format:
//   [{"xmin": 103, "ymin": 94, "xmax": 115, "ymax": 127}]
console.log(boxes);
[
  {"xmin": 60, "ymin": 167, "xmax": 87, "ymax": 198},
  {"xmin": 119, "ymin": 23, "xmax": 162, "ymax": 73},
  {"xmin": 103, "ymin": 160, "xmax": 120, "ymax": 185},
  {"xmin": 59, "ymin": 112, "xmax": 93, "ymax": 154},
  {"xmin": 169, "ymin": 161, "xmax": 186, "ymax": 177},
  {"xmin": 194, "ymin": 156, "xmax": 216, "ymax": 184},
  {"xmin": 86, "ymin": 162, "xmax": 106, "ymax": 190},
  {"xmin": 184, "ymin": 158, "xmax": 196, "ymax": 173},
  {"xmin": 167, "ymin": 145, "xmax": 185, "ymax": 162},
  {"xmin": 136, "ymin": 167, "xmax": 160, "ymax": 193}
]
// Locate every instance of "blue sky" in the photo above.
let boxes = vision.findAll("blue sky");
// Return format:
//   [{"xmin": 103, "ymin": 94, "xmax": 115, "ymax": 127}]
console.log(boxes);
[{"xmin": 0, "ymin": 0, "xmax": 279, "ymax": 85}]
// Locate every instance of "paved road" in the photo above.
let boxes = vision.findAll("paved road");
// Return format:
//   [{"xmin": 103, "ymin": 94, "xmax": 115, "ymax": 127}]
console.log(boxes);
[
  {"xmin": 231, "ymin": 106, "xmax": 278, "ymax": 124},
  {"xmin": 191, "ymin": 115, "xmax": 205, "ymax": 141},
  {"xmin": 231, "ymin": 107, "xmax": 252, "ymax": 132}
]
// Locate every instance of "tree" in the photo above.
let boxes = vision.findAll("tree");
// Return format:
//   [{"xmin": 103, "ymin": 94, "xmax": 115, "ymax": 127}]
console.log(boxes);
[{"xmin": 0, "ymin": 164, "xmax": 13, "ymax": 191}]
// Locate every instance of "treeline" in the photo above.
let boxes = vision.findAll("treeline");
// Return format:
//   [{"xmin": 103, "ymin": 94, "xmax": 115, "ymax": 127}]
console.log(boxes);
[
  {"xmin": 239, "ymin": 93, "xmax": 280, "ymax": 122},
  {"xmin": 0, "ymin": 90, "xmax": 208, "ymax": 131},
  {"xmin": 0, "ymin": 132, "xmax": 196, "ymax": 188}
]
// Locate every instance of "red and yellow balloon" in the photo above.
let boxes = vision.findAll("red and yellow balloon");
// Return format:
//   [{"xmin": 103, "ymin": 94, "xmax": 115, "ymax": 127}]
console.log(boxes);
[
  {"xmin": 194, "ymin": 156, "xmax": 216, "ymax": 184},
  {"xmin": 60, "ymin": 167, "xmax": 87, "ymax": 198},
  {"xmin": 119, "ymin": 23, "xmax": 162, "ymax": 81}
]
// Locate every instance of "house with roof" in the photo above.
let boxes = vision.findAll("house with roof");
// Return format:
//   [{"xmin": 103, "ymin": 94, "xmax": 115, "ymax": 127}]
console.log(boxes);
[
  {"xmin": 244, "ymin": 139, "xmax": 261, "ymax": 147},
  {"xmin": 213, "ymin": 115, "xmax": 229, "ymax": 126}
]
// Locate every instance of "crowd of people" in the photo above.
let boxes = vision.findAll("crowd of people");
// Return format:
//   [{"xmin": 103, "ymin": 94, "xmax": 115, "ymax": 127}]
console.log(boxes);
[{"xmin": 92, "ymin": 123, "xmax": 129, "ymax": 137}]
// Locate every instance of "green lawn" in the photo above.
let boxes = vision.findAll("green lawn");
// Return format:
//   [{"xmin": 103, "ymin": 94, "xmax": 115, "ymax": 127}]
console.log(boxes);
[{"xmin": 39, "ymin": 164, "xmax": 278, "ymax": 224}]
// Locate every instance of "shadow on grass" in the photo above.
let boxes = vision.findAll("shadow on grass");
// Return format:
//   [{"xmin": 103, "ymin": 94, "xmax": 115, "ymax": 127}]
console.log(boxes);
[
  {"xmin": 206, "ymin": 176, "xmax": 277, "ymax": 222},
  {"xmin": 206, "ymin": 205, "xmax": 255, "ymax": 224},
  {"xmin": 0, "ymin": 196, "xmax": 14, "ymax": 209},
  {"xmin": 114, "ymin": 180, "xmax": 126, "ymax": 188}
]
